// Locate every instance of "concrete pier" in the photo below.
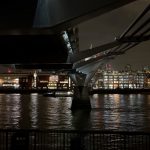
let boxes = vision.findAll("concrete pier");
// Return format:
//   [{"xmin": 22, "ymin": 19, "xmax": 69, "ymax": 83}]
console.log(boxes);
[{"xmin": 71, "ymin": 86, "xmax": 91, "ymax": 110}]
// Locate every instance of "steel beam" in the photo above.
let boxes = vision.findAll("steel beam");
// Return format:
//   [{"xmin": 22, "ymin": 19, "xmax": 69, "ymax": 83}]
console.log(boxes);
[
  {"xmin": 70, "ymin": 41, "xmax": 121, "ymax": 63},
  {"xmin": 74, "ymin": 51, "xmax": 125, "ymax": 69},
  {"xmin": 34, "ymin": 0, "xmax": 136, "ymax": 30},
  {"xmin": 0, "ymin": 0, "xmax": 136, "ymax": 30}
]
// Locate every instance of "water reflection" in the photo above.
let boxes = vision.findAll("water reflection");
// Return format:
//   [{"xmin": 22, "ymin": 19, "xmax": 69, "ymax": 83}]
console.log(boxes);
[
  {"xmin": 0, "ymin": 94, "xmax": 21, "ymax": 128},
  {"xmin": 30, "ymin": 93, "xmax": 38, "ymax": 128},
  {"xmin": 71, "ymin": 110, "xmax": 91, "ymax": 130},
  {"xmin": 0, "ymin": 93, "xmax": 150, "ymax": 131},
  {"xmin": 91, "ymin": 94, "xmax": 150, "ymax": 131},
  {"xmin": 36, "ymin": 96, "xmax": 72, "ymax": 129}
]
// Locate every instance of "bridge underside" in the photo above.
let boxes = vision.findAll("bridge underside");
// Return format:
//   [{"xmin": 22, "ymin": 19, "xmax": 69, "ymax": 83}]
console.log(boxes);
[
  {"xmin": 0, "ymin": 34, "xmax": 68, "ymax": 64},
  {"xmin": 0, "ymin": 0, "xmax": 135, "ymax": 30},
  {"xmin": 0, "ymin": 0, "xmax": 136, "ymax": 66}
]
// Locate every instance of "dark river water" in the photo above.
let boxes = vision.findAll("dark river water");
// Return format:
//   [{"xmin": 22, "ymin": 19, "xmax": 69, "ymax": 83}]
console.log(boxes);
[{"xmin": 0, "ymin": 93, "xmax": 150, "ymax": 131}]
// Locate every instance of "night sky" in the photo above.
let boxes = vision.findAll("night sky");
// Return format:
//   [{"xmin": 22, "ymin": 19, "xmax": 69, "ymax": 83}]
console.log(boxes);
[{"xmin": 78, "ymin": 0, "xmax": 150, "ymax": 70}]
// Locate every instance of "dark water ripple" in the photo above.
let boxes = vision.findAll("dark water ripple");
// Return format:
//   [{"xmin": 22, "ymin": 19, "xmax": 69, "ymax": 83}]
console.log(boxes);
[{"xmin": 0, "ymin": 93, "xmax": 150, "ymax": 131}]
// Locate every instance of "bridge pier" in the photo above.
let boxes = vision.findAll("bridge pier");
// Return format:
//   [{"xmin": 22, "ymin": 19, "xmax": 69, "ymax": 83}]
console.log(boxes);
[{"xmin": 71, "ymin": 86, "xmax": 91, "ymax": 110}]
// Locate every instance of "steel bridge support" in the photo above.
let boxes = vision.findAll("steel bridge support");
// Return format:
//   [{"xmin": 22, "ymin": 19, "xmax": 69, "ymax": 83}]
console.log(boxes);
[{"xmin": 70, "ymin": 73, "xmax": 91, "ymax": 110}]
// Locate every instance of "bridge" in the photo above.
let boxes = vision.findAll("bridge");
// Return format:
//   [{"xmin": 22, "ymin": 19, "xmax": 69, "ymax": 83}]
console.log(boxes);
[{"xmin": 0, "ymin": 0, "xmax": 149, "ymax": 110}]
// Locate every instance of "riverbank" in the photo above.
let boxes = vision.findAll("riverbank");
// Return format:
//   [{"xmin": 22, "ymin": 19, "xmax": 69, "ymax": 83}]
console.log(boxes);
[
  {"xmin": 0, "ymin": 88, "xmax": 150, "ymax": 95},
  {"xmin": 89, "ymin": 88, "xmax": 150, "ymax": 94},
  {"xmin": 0, "ymin": 88, "xmax": 55, "ymax": 94},
  {"xmin": 0, "ymin": 88, "xmax": 74, "ymax": 97}
]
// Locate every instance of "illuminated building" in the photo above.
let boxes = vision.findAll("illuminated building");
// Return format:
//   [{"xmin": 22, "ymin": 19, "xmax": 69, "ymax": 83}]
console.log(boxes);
[
  {"xmin": 0, "ymin": 73, "xmax": 73, "ymax": 90},
  {"xmin": 92, "ymin": 66, "xmax": 150, "ymax": 90},
  {"xmin": 47, "ymin": 74, "xmax": 70, "ymax": 90}
]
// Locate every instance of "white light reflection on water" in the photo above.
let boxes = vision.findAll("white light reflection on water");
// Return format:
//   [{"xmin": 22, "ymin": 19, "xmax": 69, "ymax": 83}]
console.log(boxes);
[
  {"xmin": 90, "ymin": 94, "xmax": 150, "ymax": 131},
  {"xmin": 0, "ymin": 93, "xmax": 150, "ymax": 131},
  {"xmin": 30, "ymin": 93, "xmax": 38, "ymax": 128},
  {"xmin": 44, "ymin": 96, "xmax": 73, "ymax": 129},
  {"xmin": 0, "ymin": 94, "xmax": 21, "ymax": 128}
]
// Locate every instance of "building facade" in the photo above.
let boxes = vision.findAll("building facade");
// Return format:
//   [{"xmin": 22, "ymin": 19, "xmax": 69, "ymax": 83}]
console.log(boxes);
[
  {"xmin": 0, "ymin": 72, "xmax": 73, "ymax": 90},
  {"xmin": 91, "ymin": 67, "xmax": 150, "ymax": 90}
]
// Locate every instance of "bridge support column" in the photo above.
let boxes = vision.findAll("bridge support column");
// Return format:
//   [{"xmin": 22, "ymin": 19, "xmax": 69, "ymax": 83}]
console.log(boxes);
[{"xmin": 71, "ymin": 86, "xmax": 91, "ymax": 110}]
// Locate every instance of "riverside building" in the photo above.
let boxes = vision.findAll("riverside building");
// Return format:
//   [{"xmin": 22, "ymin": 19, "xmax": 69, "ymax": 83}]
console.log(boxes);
[
  {"xmin": 0, "ymin": 72, "xmax": 73, "ymax": 91},
  {"xmin": 91, "ymin": 65, "xmax": 150, "ymax": 90}
]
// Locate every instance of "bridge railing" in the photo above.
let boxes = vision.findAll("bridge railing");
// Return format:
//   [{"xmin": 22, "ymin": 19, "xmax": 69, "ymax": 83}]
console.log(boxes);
[{"xmin": 0, "ymin": 129, "xmax": 150, "ymax": 150}]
